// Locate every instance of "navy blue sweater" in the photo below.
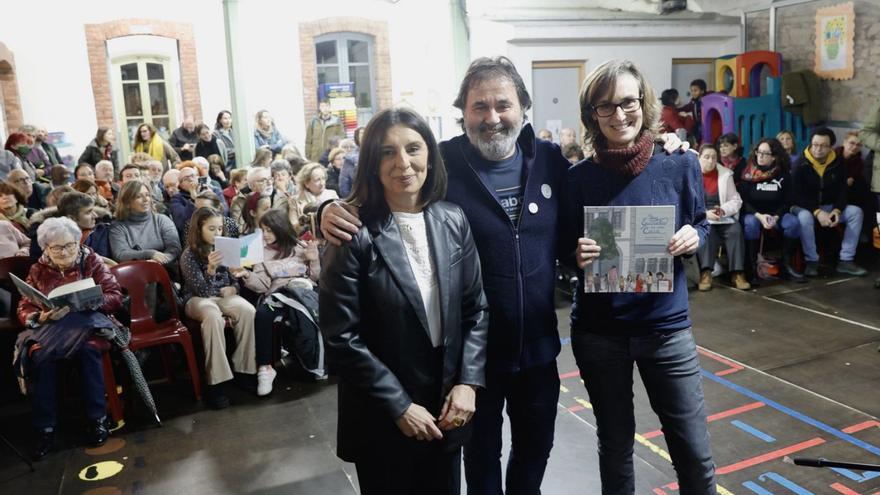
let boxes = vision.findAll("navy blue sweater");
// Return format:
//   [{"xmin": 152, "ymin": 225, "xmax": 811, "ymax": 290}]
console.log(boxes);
[
  {"xmin": 560, "ymin": 146, "xmax": 708, "ymax": 335},
  {"xmin": 441, "ymin": 124, "xmax": 570, "ymax": 372}
]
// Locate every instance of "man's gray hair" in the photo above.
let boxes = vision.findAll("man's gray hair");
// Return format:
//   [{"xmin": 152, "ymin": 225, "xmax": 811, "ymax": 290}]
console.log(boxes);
[
  {"xmin": 247, "ymin": 166, "xmax": 270, "ymax": 183},
  {"xmin": 37, "ymin": 216, "xmax": 82, "ymax": 249},
  {"xmin": 270, "ymin": 160, "xmax": 292, "ymax": 176}
]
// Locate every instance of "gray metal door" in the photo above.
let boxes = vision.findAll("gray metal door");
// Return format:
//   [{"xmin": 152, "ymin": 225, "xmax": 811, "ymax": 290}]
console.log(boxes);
[{"xmin": 532, "ymin": 65, "xmax": 582, "ymax": 144}]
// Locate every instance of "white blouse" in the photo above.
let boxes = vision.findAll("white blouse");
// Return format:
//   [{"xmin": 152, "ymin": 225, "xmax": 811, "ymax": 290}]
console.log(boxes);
[{"xmin": 392, "ymin": 211, "xmax": 442, "ymax": 347}]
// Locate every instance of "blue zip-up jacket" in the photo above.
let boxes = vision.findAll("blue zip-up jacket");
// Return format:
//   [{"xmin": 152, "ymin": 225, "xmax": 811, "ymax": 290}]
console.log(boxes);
[
  {"xmin": 440, "ymin": 124, "xmax": 569, "ymax": 372},
  {"xmin": 559, "ymin": 145, "xmax": 709, "ymax": 335}
]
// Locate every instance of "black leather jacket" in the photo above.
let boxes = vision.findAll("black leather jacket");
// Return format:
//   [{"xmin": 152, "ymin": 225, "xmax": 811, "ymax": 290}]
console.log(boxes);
[{"xmin": 319, "ymin": 200, "xmax": 489, "ymax": 461}]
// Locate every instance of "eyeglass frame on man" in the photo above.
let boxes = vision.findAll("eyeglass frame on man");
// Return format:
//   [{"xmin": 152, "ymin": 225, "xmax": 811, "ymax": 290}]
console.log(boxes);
[{"xmin": 591, "ymin": 95, "xmax": 644, "ymax": 118}]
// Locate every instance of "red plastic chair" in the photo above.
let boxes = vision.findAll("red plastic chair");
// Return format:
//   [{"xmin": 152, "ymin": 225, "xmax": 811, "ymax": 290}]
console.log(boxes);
[
  {"xmin": 111, "ymin": 261, "xmax": 202, "ymax": 401},
  {"xmin": 0, "ymin": 256, "xmax": 32, "ymax": 333}
]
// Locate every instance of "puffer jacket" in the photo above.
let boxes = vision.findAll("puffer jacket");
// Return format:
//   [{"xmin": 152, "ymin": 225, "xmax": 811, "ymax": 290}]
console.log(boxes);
[{"xmin": 17, "ymin": 246, "xmax": 124, "ymax": 326}]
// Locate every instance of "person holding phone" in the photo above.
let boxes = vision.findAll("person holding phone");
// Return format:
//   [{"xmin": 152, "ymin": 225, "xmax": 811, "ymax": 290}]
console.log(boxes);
[
  {"xmin": 695, "ymin": 143, "xmax": 749, "ymax": 291},
  {"xmin": 180, "ymin": 207, "xmax": 257, "ymax": 409}
]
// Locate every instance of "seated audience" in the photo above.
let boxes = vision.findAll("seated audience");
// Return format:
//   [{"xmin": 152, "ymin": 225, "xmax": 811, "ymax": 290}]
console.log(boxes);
[
  {"xmin": 110, "ymin": 180, "xmax": 181, "ymax": 271},
  {"xmin": 133, "ymin": 123, "xmax": 180, "ymax": 169},
  {"xmin": 0, "ymin": 147, "xmax": 22, "ymax": 182},
  {"xmin": 195, "ymin": 123, "xmax": 228, "ymax": 167},
  {"xmin": 120, "ymin": 164, "xmax": 142, "ymax": 184},
  {"xmin": 559, "ymin": 127, "xmax": 577, "ymax": 147},
  {"xmin": 272, "ymin": 159, "xmax": 296, "ymax": 197},
  {"xmin": 737, "ymin": 138, "xmax": 804, "ymax": 282},
  {"xmin": 792, "ymin": 127, "xmax": 866, "ymax": 276},
  {"xmin": 143, "ymin": 160, "xmax": 166, "ymax": 206},
  {"xmin": 250, "ymin": 147, "xmax": 274, "ymax": 168},
  {"xmin": 229, "ymin": 167, "xmax": 283, "ymax": 233},
  {"xmin": 15, "ymin": 217, "xmax": 124, "ymax": 458},
  {"xmin": 326, "ymin": 147, "xmax": 345, "ymax": 193},
  {"xmin": 718, "ymin": 133, "xmax": 747, "ymax": 184},
  {"xmin": 180, "ymin": 207, "xmax": 257, "ymax": 409},
  {"xmin": 5, "ymin": 132, "xmax": 44, "ymax": 182},
  {"xmin": 236, "ymin": 209, "xmax": 322, "ymax": 395},
  {"xmin": 0, "ymin": 219, "xmax": 29, "ymax": 258},
  {"xmin": 837, "ymin": 131, "xmax": 874, "ymax": 234},
  {"xmin": 74, "ymin": 163, "xmax": 95, "ymax": 183},
  {"xmin": 214, "ymin": 110, "xmax": 236, "ymax": 171},
  {"xmin": 29, "ymin": 191, "xmax": 113, "ymax": 262},
  {"xmin": 254, "ymin": 110, "xmax": 288, "ymax": 155},
  {"xmin": 660, "ymin": 88, "xmax": 694, "ymax": 137},
  {"xmin": 50, "ymin": 166, "xmax": 71, "ymax": 188},
  {"xmin": 223, "ymin": 169, "xmax": 247, "ymax": 208},
  {"xmin": 78, "ymin": 127, "xmax": 118, "ymax": 173},
  {"xmin": 207, "ymin": 154, "xmax": 229, "ymax": 189},
  {"xmin": 169, "ymin": 117, "xmax": 198, "ymax": 162},
  {"xmin": 291, "ymin": 162, "xmax": 338, "ymax": 233},
  {"xmin": 94, "ymin": 160, "xmax": 119, "ymax": 202},
  {"xmin": 72, "ymin": 179, "xmax": 113, "ymax": 219},
  {"xmin": 7, "ymin": 168, "xmax": 47, "ymax": 210},
  {"xmin": 0, "ymin": 180, "xmax": 33, "ymax": 233},
  {"xmin": 695, "ymin": 144, "xmax": 749, "ymax": 290},
  {"xmin": 241, "ymin": 192, "xmax": 272, "ymax": 235},
  {"xmin": 536, "ymin": 128, "xmax": 553, "ymax": 141},
  {"xmin": 777, "ymin": 130, "xmax": 799, "ymax": 169}
]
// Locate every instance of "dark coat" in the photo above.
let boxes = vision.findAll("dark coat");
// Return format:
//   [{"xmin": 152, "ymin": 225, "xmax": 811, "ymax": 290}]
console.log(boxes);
[
  {"xmin": 440, "ymin": 124, "xmax": 569, "ymax": 372},
  {"xmin": 319, "ymin": 201, "xmax": 488, "ymax": 462},
  {"xmin": 792, "ymin": 153, "xmax": 847, "ymax": 212},
  {"xmin": 78, "ymin": 139, "xmax": 118, "ymax": 171}
]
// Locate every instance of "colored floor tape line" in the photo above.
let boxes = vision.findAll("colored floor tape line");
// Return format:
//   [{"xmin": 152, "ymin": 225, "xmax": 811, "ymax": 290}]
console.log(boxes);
[
  {"xmin": 716, "ymin": 437, "xmax": 826, "ymax": 475},
  {"xmin": 697, "ymin": 347, "xmax": 744, "ymax": 376},
  {"xmin": 641, "ymin": 402, "xmax": 766, "ymax": 439},
  {"xmin": 731, "ymin": 420, "xmax": 777, "ymax": 443},
  {"xmin": 701, "ymin": 370, "xmax": 880, "ymax": 457}
]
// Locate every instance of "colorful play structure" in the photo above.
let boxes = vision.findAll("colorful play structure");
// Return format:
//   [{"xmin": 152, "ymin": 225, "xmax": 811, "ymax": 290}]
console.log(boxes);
[{"xmin": 701, "ymin": 50, "xmax": 810, "ymax": 154}]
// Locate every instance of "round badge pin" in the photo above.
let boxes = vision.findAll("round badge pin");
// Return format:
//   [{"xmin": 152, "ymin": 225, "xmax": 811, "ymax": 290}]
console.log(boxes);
[
  {"xmin": 541, "ymin": 184, "xmax": 552, "ymax": 199},
  {"xmin": 528, "ymin": 202, "xmax": 539, "ymax": 214}
]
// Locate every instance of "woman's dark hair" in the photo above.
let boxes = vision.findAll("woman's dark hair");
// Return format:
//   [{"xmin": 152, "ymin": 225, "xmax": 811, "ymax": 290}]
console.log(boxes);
[
  {"xmin": 215, "ymin": 110, "xmax": 232, "ymax": 130},
  {"xmin": 0, "ymin": 181, "xmax": 26, "ymax": 205},
  {"xmin": 242, "ymin": 192, "xmax": 269, "ymax": 232},
  {"xmin": 354, "ymin": 126, "xmax": 366, "ymax": 147},
  {"xmin": 95, "ymin": 126, "xmax": 113, "ymax": 146},
  {"xmin": 717, "ymin": 133, "xmax": 743, "ymax": 157},
  {"xmin": 698, "ymin": 143, "xmax": 718, "ymax": 157},
  {"xmin": 195, "ymin": 123, "xmax": 211, "ymax": 136},
  {"xmin": 747, "ymin": 138, "xmax": 790, "ymax": 172},
  {"xmin": 348, "ymin": 107, "xmax": 447, "ymax": 220},
  {"xmin": 259, "ymin": 208, "xmax": 298, "ymax": 259},
  {"xmin": 690, "ymin": 79, "xmax": 708, "ymax": 92},
  {"xmin": 660, "ymin": 88, "xmax": 679, "ymax": 107},
  {"xmin": 187, "ymin": 207, "xmax": 223, "ymax": 260},
  {"xmin": 57, "ymin": 191, "xmax": 95, "ymax": 218},
  {"xmin": 74, "ymin": 163, "xmax": 94, "ymax": 179},
  {"xmin": 72, "ymin": 179, "xmax": 98, "ymax": 194},
  {"xmin": 453, "ymin": 56, "xmax": 532, "ymax": 131}
]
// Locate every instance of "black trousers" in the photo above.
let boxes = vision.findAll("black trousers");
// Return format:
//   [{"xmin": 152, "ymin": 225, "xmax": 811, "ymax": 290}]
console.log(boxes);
[{"xmin": 356, "ymin": 444, "xmax": 461, "ymax": 495}]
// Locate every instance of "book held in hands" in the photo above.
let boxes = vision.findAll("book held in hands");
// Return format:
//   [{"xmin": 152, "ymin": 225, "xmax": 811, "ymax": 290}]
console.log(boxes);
[
  {"xmin": 215, "ymin": 229, "xmax": 264, "ymax": 269},
  {"xmin": 583, "ymin": 205, "xmax": 676, "ymax": 294},
  {"xmin": 10, "ymin": 275, "xmax": 104, "ymax": 312}
]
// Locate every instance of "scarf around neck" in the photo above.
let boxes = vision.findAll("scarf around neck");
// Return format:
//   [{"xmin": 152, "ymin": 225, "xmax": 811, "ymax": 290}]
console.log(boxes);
[
  {"xmin": 741, "ymin": 159, "xmax": 779, "ymax": 183},
  {"xmin": 137, "ymin": 135, "xmax": 165, "ymax": 162},
  {"xmin": 594, "ymin": 131, "xmax": 655, "ymax": 177},
  {"xmin": 804, "ymin": 147, "xmax": 837, "ymax": 177}
]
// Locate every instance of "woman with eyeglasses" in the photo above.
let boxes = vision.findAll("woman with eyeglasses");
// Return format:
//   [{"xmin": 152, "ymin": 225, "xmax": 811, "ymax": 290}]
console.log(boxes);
[
  {"xmin": 695, "ymin": 144, "xmax": 750, "ymax": 291},
  {"xmin": 736, "ymin": 138, "xmax": 804, "ymax": 283},
  {"xmin": 15, "ymin": 216, "xmax": 124, "ymax": 459},
  {"xmin": 560, "ymin": 59, "xmax": 715, "ymax": 494}
]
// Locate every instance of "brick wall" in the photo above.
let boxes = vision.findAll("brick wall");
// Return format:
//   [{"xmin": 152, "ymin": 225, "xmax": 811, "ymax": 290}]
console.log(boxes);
[
  {"xmin": 297, "ymin": 17, "xmax": 391, "ymax": 129},
  {"xmin": 747, "ymin": 0, "xmax": 880, "ymax": 123},
  {"xmin": 83, "ymin": 19, "xmax": 202, "ymax": 129},
  {"xmin": 0, "ymin": 42, "xmax": 23, "ymax": 134}
]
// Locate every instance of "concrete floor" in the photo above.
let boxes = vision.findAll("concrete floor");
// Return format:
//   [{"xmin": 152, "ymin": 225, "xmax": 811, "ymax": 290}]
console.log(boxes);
[{"xmin": 0, "ymin": 266, "xmax": 878, "ymax": 494}]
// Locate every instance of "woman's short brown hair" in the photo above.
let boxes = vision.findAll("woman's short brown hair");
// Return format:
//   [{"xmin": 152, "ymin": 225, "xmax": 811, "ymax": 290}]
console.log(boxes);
[{"xmin": 578, "ymin": 59, "xmax": 661, "ymax": 151}]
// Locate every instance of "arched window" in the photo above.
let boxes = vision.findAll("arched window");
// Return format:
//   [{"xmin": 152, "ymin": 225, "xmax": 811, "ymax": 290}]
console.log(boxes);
[
  {"xmin": 111, "ymin": 56, "xmax": 177, "ymax": 159},
  {"xmin": 314, "ymin": 33, "xmax": 376, "ymax": 124}
]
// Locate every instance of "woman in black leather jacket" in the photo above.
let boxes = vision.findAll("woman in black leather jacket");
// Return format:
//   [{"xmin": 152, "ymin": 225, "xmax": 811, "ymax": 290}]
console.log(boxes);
[{"xmin": 319, "ymin": 107, "xmax": 488, "ymax": 495}]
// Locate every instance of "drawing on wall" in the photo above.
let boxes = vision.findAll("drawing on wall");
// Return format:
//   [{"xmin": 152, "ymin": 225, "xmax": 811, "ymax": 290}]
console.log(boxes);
[{"xmin": 814, "ymin": 2, "xmax": 855, "ymax": 80}]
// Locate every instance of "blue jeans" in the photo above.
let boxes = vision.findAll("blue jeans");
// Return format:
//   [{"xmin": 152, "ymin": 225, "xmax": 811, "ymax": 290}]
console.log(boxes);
[
  {"xmin": 572, "ymin": 329, "xmax": 715, "ymax": 495},
  {"xmin": 742, "ymin": 213, "xmax": 800, "ymax": 240},
  {"xmin": 793, "ymin": 205, "xmax": 863, "ymax": 262},
  {"xmin": 464, "ymin": 361, "xmax": 559, "ymax": 495},
  {"xmin": 31, "ymin": 344, "xmax": 107, "ymax": 430}
]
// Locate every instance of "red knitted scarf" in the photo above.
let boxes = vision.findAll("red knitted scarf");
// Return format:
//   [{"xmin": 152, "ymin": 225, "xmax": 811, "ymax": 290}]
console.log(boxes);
[{"xmin": 594, "ymin": 132, "xmax": 655, "ymax": 177}]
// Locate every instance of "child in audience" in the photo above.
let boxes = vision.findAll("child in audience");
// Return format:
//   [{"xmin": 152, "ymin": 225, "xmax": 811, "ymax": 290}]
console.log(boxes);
[{"xmin": 180, "ymin": 207, "xmax": 257, "ymax": 409}]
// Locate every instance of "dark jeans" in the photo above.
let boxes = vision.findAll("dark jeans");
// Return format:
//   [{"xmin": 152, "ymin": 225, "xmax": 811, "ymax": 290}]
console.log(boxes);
[
  {"xmin": 464, "ymin": 361, "xmax": 559, "ymax": 495},
  {"xmin": 31, "ymin": 344, "xmax": 106, "ymax": 430},
  {"xmin": 254, "ymin": 304, "xmax": 276, "ymax": 366},
  {"xmin": 572, "ymin": 329, "xmax": 715, "ymax": 495}
]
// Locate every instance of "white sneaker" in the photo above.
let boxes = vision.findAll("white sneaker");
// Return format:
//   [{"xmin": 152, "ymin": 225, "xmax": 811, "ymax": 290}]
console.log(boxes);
[{"xmin": 257, "ymin": 367, "xmax": 277, "ymax": 396}]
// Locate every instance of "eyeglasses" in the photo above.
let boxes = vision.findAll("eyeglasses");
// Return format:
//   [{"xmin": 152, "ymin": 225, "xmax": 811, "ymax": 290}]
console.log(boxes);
[
  {"xmin": 47, "ymin": 242, "xmax": 78, "ymax": 254},
  {"xmin": 252, "ymin": 178, "xmax": 270, "ymax": 185},
  {"xmin": 755, "ymin": 151, "xmax": 774, "ymax": 157},
  {"xmin": 591, "ymin": 96, "xmax": 644, "ymax": 118}
]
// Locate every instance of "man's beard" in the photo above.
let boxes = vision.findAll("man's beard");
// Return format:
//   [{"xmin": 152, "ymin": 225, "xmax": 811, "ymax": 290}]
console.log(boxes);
[{"xmin": 466, "ymin": 118, "xmax": 522, "ymax": 161}]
